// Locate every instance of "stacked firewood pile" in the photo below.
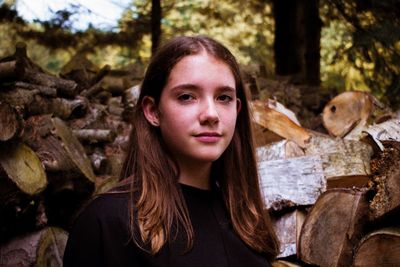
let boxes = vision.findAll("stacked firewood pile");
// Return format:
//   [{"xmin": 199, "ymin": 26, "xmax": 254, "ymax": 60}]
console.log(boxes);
[
  {"xmin": 1, "ymin": 43, "xmax": 400, "ymax": 266},
  {"xmin": 0, "ymin": 43, "xmax": 141, "ymax": 266},
  {"xmin": 251, "ymin": 87, "xmax": 400, "ymax": 266}
]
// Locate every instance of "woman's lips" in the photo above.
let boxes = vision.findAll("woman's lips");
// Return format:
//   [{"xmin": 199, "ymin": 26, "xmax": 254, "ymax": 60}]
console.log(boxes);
[{"xmin": 194, "ymin": 132, "xmax": 222, "ymax": 143}]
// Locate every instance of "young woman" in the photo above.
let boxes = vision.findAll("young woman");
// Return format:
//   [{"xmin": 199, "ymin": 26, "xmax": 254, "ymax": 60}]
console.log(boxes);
[{"xmin": 63, "ymin": 35, "xmax": 279, "ymax": 267}]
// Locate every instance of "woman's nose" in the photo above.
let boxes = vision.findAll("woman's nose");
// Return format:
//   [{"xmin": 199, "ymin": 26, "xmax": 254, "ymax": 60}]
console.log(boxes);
[{"xmin": 199, "ymin": 99, "xmax": 219, "ymax": 125}]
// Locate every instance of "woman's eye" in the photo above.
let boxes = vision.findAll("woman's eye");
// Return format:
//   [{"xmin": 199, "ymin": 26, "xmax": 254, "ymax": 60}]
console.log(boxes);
[
  {"xmin": 217, "ymin": 95, "xmax": 233, "ymax": 102},
  {"xmin": 177, "ymin": 94, "xmax": 194, "ymax": 102}
]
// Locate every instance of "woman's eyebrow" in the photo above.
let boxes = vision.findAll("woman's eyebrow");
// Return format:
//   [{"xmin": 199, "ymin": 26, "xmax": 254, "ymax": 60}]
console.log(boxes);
[{"xmin": 170, "ymin": 84, "xmax": 236, "ymax": 92}]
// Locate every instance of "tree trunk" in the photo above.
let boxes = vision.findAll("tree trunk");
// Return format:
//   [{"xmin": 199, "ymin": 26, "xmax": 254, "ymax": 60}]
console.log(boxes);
[
  {"xmin": 272, "ymin": 0, "xmax": 321, "ymax": 86},
  {"xmin": 151, "ymin": 0, "xmax": 162, "ymax": 56}
]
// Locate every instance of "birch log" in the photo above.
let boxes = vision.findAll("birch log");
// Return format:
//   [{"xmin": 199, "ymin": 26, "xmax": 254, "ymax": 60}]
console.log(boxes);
[
  {"xmin": 305, "ymin": 133, "xmax": 373, "ymax": 188},
  {"xmin": 256, "ymin": 140, "xmax": 304, "ymax": 162},
  {"xmin": 272, "ymin": 209, "xmax": 307, "ymax": 258},
  {"xmin": 298, "ymin": 188, "xmax": 369, "ymax": 267},
  {"xmin": 258, "ymin": 155, "xmax": 326, "ymax": 210},
  {"xmin": 363, "ymin": 118, "xmax": 400, "ymax": 150}
]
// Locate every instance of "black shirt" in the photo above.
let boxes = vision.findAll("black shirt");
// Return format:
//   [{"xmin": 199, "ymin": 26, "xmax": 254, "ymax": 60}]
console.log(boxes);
[{"xmin": 63, "ymin": 184, "xmax": 271, "ymax": 267}]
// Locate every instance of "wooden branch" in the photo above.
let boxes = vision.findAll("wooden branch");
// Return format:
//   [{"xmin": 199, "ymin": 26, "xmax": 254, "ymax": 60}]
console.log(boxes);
[
  {"xmin": 0, "ymin": 142, "xmax": 47, "ymax": 195},
  {"xmin": 352, "ymin": 228, "xmax": 400, "ymax": 267},
  {"xmin": 298, "ymin": 188, "xmax": 369, "ymax": 267},
  {"xmin": 0, "ymin": 101, "xmax": 23, "ymax": 141},
  {"xmin": 251, "ymin": 100, "xmax": 311, "ymax": 148},
  {"xmin": 258, "ymin": 155, "xmax": 326, "ymax": 210}
]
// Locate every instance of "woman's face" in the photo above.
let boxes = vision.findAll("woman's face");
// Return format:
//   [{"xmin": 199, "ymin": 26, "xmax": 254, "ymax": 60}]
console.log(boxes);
[{"xmin": 144, "ymin": 52, "xmax": 240, "ymax": 167}]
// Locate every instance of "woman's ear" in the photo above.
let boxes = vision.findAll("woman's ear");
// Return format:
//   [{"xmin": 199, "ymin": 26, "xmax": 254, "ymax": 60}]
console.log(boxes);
[
  {"xmin": 142, "ymin": 96, "xmax": 160, "ymax": 126},
  {"xmin": 236, "ymin": 98, "xmax": 242, "ymax": 113}
]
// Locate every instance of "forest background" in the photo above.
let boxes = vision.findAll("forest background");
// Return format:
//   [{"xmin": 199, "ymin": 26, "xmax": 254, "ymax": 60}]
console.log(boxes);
[{"xmin": 0, "ymin": 0, "xmax": 399, "ymax": 109}]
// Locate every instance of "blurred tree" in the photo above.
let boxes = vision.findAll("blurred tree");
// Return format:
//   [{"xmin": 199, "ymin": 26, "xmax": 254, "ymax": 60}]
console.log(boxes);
[
  {"xmin": 326, "ymin": 0, "xmax": 400, "ymax": 108},
  {"xmin": 272, "ymin": 0, "xmax": 322, "ymax": 87}
]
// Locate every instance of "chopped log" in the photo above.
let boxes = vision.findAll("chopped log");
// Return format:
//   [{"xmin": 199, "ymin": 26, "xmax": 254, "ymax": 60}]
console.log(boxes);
[
  {"xmin": 305, "ymin": 133, "xmax": 373, "ymax": 188},
  {"xmin": 272, "ymin": 260, "xmax": 302, "ymax": 267},
  {"xmin": 298, "ymin": 188, "xmax": 369, "ymax": 267},
  {"xmin": 52, "ymin": 117, "xmax": 96, "ymax": 182},
  {"xmin": 256, "ymin": 140, "xmax": 304, "ymax": 162},
  {"xmin": 0, "ymin": 101, "xmax": 23, "ymax": 141},
  {"xmin": 0, "ymin": 89, "xmax": 87, "ymax": 119},
  {"xmin": 251, "ymin": 100, "xmax": 311, "ymax": 148},
  {"xmin": 27, "ymin": 94, "xmax": 88, "ymax": 119},
  {"xmin": 72, "ymin": 129, "xmax": 116, "ymax": 143},
  {"xmin": 14, "ymin": 81, "xmax": 57, "ymax": 96},
  {"xmin": 253, "ymin": 123, "xmax": 284, "ymax": 147},
  {"xmin": 0, "ymin": 88, "xmax": 38, "ymax": 108},
  {"xmin": 90, "ymin": 149, "xmax": 111, "ymax": 174},
  {"xmin": 0, "ymin": 142, "xmax": 47, "ymax": 195},
  {"xmin": 0, "ymin": 43, "xmax": 27, "ymax": 81},
  {"xmin": 60, "ymin": 50, "xmax": 100, "ymax": 87},
  {"xmin": 258, "ymin": 155, "xmax": 326, "ymax": 210},
  {"xmin": 265, "ymin": 98, "xmax": 301, "ymax": 126},
  {"xmin": 352, "ymin": 228, "xmax": 400, "ymax": 267},
  {"xmin": 80, "ymin": 80, "xmax": 104, "ymax": 98},
  {"xmin": 24, "ymin": 71, "xmax": 78, "ymax": 97},
  {"xmin": 363, "ymin": 118, "xmax": 400, "ymax": 150},
  {"xmin": 369, "ymin": 143, "xmax": 400, "ymax": 221},
  {"xmin": 272, "ymin": 209, "xmax": 307, "ymax": 258},
  {"xmin": 0, "ymin": 227, "xmax": 68, "ymax": 266},
  {"xmin": 22, "ymin": 115, "xmax": 76, "ymax": 172},
  {"xmin": 322, "ymin": 91, "xmax": 375, "ymax": 138},
  {"xmin": 0, "ymin": 60, "xmax": 22, "ymax": 81}
]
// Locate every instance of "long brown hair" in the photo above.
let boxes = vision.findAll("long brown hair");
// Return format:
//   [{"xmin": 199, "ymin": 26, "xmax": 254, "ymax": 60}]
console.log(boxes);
[{"xmin": 121, "ymin": 35, "xmax": 279, "ymax": 259}]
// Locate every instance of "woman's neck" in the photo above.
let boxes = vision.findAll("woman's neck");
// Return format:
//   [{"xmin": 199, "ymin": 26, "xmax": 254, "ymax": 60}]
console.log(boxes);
[{"xmin": 178, "ymin": 161, "xmax": 212, "ymax": 190}]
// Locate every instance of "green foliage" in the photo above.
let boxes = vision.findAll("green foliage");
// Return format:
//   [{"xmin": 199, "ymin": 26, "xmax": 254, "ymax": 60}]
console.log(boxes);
[
  {"xmin": 1, "ymin": 1, "xmax": 399, "ymax": 108},
  {"xmin": 323, "ymin": 0, "xmax": 400, "ymax": 108}
]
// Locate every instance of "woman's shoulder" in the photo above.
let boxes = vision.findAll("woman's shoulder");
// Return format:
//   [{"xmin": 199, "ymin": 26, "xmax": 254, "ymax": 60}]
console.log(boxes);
[{"xmin": 74, "ymin": 192, "xmax": 131, "ymax": 225}]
